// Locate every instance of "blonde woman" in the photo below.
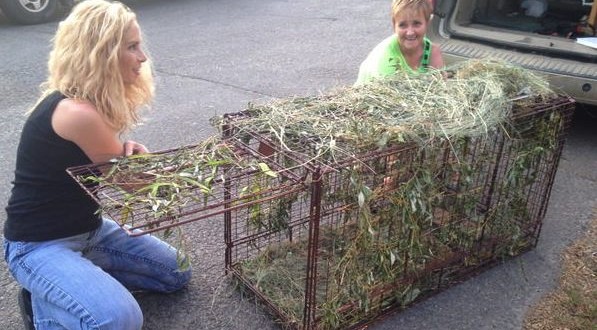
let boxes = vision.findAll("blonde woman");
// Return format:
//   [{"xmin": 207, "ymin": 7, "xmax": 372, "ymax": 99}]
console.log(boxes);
[
  {"xmin": 355, "ymin": 0, "xmax": 444, "ymax": 86},
  {"xmin": 3, "ymin": 1, "xmax": 191, "ymax": 329}
]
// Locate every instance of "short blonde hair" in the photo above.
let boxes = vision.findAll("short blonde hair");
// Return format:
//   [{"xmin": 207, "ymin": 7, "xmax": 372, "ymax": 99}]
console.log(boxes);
[
  {"xmin": 391, "ymin": 0, "xmax": 433, "ymax": 22},
  {"xmin": 39, "ymin": 0, "xmax": 154, "ymax": 133}
]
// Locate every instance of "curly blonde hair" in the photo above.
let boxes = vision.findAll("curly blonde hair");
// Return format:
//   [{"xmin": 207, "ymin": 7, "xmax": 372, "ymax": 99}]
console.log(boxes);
[
  {"xmin": 37, "ymin": 0, "xmax": 154, "ymax": 133},
  {"xmin": 391, "ymin": 0, "xmax": 433, "ymax": 22}
]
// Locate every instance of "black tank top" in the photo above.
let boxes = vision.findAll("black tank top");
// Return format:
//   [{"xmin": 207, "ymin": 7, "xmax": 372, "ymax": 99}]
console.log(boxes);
[{"xmin": 4, "ymin": 91, "xmax": 101, "ymax": 241}]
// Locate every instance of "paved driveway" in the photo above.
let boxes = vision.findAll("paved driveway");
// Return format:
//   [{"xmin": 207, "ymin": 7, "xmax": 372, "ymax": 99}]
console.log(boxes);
[{"xmin": 1, "ymin": 0, "xmax": 596, "ymax": 329}]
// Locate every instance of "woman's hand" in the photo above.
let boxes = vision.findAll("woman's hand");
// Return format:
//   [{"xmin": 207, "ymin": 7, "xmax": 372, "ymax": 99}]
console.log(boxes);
[{"xmin": 123, "ymin": 140, "xmax": 149, "ymax": 156}]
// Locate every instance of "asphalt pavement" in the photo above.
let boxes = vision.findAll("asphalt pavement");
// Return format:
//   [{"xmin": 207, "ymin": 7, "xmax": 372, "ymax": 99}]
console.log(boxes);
[{"xmin": 1, "ymin": 0, "xmax": 596, "ymax": 329}]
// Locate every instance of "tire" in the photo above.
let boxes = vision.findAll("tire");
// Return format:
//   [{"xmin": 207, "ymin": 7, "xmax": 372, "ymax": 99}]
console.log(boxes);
[{"xmin": 0, "ymin": 0, "xmax": 61, "ymax": 25}]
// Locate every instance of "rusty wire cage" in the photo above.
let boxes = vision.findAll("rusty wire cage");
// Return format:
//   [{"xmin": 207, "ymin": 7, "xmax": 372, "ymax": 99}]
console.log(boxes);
[
  {"xmin": 65, "ymin": 94, "xmax": 575, "ymax": 329},
  {"xmin": 66, "ymin": 140, "xmax": 304, "ymax": 236},
  {"xmin": 221, "ymin": 96, "xmax": 575, "ymax": 329}
]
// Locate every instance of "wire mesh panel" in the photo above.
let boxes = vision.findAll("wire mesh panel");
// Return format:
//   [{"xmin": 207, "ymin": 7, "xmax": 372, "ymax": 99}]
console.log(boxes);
[
  {"xmin": 223, "ymin": 96, "xmax": 575, "ymax": 329},
  {"xmin": 67, "ymin": 140, "xmax": 303, "ymax": 236}
]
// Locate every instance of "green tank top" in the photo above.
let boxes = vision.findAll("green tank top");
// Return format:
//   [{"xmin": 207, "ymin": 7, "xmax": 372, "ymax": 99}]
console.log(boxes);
[
  {"xmin": 395, "ymin": 38, "xmax": 432, "ymax": 74},
  {"xmin": 355, "ymin": 35, "xmax": 433, "ymax": 86}
]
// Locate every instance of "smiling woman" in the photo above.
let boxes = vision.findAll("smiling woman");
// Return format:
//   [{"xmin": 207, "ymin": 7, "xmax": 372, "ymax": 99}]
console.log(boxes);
[
  {"xmin": 0, "ymin": 0, "xmax": 72, "ymax": 24},
  {"xmin": 354, "ymin": 0, "xmax": 444, "ymax": 86}
]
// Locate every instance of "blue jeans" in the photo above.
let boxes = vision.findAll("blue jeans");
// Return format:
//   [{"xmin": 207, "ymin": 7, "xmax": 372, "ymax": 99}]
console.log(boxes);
[{"xmin": 3, "ymin": 218, "xmax": 192, "ymax": 329}]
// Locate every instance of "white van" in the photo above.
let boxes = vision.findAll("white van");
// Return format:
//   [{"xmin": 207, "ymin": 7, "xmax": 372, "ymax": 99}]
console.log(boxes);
[{"xmin": 428, "ymin": 0, "xmax": 597, "ymax": 105}]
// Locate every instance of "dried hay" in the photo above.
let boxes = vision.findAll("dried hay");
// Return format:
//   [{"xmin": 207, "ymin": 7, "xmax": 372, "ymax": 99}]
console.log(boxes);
[
  {"xmin": 220, "ymin": 59, "xmax": 557, "ymax": 162},
  {"xmin": 523, "ymin": 211, "xmax": 597, "ymax": 330}
]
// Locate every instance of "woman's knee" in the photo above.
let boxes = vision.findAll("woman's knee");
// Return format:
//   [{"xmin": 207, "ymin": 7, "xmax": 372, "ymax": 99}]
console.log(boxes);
[
  {"xmin": 33, "ymin": 291, "xmax": 143, "ymax": 330},
  {"xmin": 88, "ymin": 296, "xmax": 143, "ymax": 330},
  {"xmin": 165, "ymin": 263, "xmax": 192, "ymax": 293},
  {"xmin": 111, "ymin": 304, "xmax": 143, "ymax": 330}
]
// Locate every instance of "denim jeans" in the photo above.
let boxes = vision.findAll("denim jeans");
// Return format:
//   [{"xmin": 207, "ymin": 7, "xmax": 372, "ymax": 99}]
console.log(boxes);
[{"xmin": 3, "ymin": 218, "xmax": 192, "ymax": 329}]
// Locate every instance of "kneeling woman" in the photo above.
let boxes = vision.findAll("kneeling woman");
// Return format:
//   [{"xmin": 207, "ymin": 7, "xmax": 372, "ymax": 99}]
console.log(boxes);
[{"xmin": 3, "ymin": 1, "xmax": 192, "ymax": 329}]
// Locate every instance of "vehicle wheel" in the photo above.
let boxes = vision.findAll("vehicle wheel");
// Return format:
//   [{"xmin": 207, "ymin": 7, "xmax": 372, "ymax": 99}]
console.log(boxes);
[{"xmin": 0, "ymin": 0, "xmax": 61, "ymax": 25}]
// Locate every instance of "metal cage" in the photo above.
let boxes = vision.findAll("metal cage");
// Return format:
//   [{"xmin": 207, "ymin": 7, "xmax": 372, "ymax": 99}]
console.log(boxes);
[
  {"xmin": 222, "ymin": 96, "xmax": 575, "ymax": 329},
  {"xmin": 67, "ymin": 140, "xmax": 304, "ymax": 236},
  {"xmin": 67, "ymin": 96, "xmax": 575, "ymax": 329}
]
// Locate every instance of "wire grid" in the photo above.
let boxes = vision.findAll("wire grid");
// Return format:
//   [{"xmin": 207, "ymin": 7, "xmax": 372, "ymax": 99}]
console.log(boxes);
[
  {"xmin": 223, "ymin": 96, "xmax": 575, "ymax": 329},
  {"xmin": 66, "ymin": 141, "xmax": 303, "ymax": 236}
]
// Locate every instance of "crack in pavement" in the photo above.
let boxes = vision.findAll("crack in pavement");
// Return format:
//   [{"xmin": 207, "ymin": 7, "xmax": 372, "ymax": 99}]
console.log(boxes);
[{"xmin": 155, "ymin": 69, "xmax": 275, "ymax": 98}]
